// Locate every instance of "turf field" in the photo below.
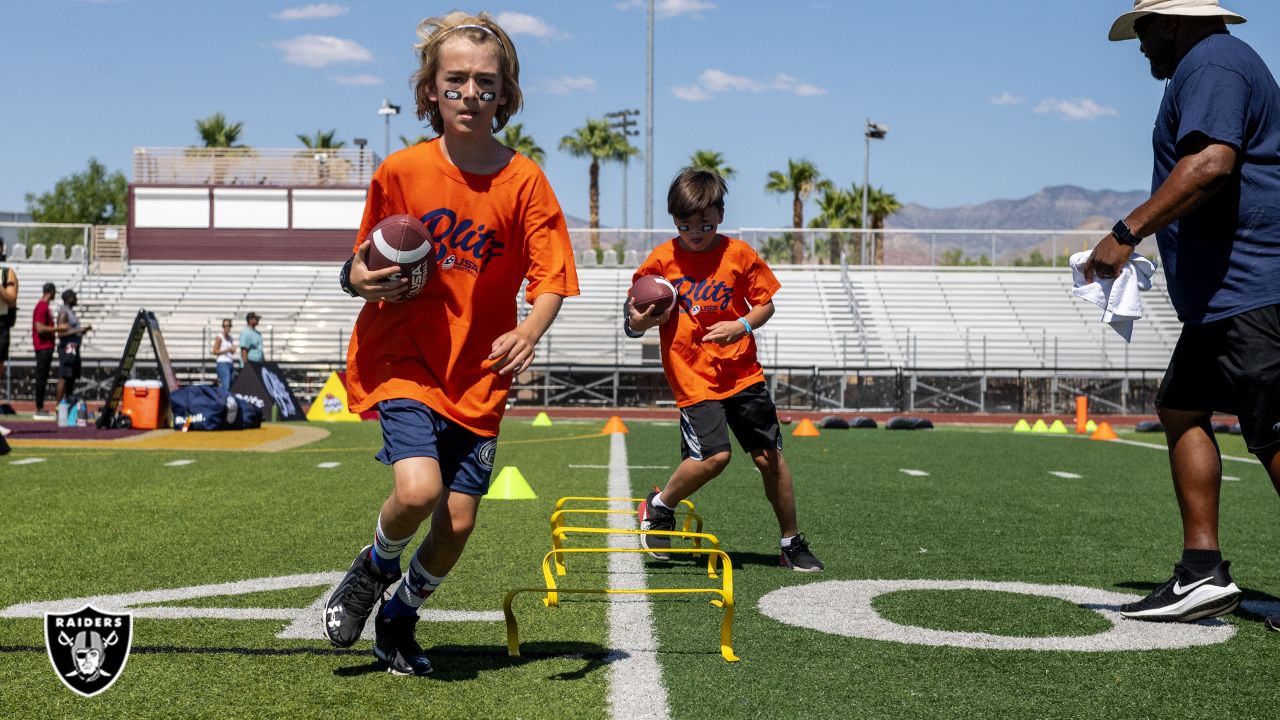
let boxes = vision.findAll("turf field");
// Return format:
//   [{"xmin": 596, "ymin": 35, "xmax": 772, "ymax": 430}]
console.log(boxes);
[{"xmin": 2, "ymin": 420, "xmax": 1278, "ymax": 719}]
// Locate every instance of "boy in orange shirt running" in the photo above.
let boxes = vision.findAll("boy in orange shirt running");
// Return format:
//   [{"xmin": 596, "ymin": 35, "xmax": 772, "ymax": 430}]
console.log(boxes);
[
  {"xmin": 324, "ymin": 12, "xmax": 579, "ymax": 675},
  {"xmin": 625, "ymin": 169, "xmax": 823, "ymax": 572}
]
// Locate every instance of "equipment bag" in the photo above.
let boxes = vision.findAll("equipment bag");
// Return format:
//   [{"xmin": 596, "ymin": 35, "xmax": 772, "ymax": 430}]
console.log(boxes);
[{"xmin": 171, "ymin": 385, "xmax": 262, "ymax": 431}]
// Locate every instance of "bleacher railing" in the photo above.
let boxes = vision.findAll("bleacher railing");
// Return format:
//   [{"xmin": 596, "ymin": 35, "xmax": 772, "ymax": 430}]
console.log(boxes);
[{"xmin": 132, "ymin": 147, "xmax": 377, "ymax": 187}]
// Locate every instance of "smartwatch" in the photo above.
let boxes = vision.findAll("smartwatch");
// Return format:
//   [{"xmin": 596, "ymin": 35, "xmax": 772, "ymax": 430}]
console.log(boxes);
[
  {"xmin": 339, "ymin": 256, "xmax": 359, "ymax": 297},
  {"xmin": 1112, "ymin": 219, "xmax": 1141, "ymax": 247}
]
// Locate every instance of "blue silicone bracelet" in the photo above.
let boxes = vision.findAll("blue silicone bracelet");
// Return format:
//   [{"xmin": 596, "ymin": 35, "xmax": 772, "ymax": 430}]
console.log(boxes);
[{"xmin": 739, "ymin": 317, "xmax": 753, "ymax": 335}]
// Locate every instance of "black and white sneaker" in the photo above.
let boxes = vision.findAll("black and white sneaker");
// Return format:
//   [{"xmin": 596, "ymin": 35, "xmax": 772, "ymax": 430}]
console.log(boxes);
[
  {"xmin": 1119, "ymin": 561, "xmax": 1241, "ymax": 622},
  {"xmin": 780, "ymin": 534, "xmax": 825, "ymax": 573},
  {"xmin": 323, "ymin": 545, "xmax": 401, "ymax": 648},
  {"xmin": 637, "ymin": 488, "xmax": 675, "ymax": 560},
  {"xmin": 373, "ymin": 608, "xmax": 433, "ymax": 676},
  {"xmin": 1265, "ymin": 615, "xmax": 1280, "ymax": 633}
]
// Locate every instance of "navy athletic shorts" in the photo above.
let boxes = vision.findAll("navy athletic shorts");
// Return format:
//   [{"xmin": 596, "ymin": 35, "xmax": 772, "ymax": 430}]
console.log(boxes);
[{"xmin": 375, "ymin": 398, "xmax": 498, "ymax": 496}]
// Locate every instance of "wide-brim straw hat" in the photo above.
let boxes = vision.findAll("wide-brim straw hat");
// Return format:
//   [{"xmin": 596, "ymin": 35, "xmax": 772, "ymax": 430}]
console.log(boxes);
[{"xmin": 1109, "ymin": 0, "xmax": 1245, "ymax": 41}]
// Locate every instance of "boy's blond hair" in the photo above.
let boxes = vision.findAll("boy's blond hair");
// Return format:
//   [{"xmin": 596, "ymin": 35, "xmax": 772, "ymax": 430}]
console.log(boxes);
[
  {"xmin": 667, "ymin": 168, "xmax": 728, "ymax": 220},
  {"xmin": 412, "ymin": 11, "xmax": 523, "ymax": 135}
]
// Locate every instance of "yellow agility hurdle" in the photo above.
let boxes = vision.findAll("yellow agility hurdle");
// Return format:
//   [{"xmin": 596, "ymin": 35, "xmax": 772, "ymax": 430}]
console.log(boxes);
[
  {"xmin": 549, "ymin": 526, "xmax": 724, "ymax": 579},
  {"xmin": 503, "ymin": 546, "xmax": 739, "ymax": 663}
]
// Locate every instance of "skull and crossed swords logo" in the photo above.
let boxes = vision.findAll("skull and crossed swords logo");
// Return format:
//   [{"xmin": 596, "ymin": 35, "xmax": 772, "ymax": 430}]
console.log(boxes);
[{"xmin": 44, "ymin": 605, "xmax": 133, "ymax": 697}]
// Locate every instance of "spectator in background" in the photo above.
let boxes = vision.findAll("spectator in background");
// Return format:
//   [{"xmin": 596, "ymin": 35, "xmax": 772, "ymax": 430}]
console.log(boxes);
[
  {"xmin": 239, "ymin": 312, "xmax": 264, "ymax": 367},
  {"xmin": 212, "ymin": 318, "xmax": 237, "ymax": 389},
  {"xmin": 0, "ymin": 240, "xmax": 15, "ymax": 436},
  {"xmin": 55, "ymin": 289, "xmax": 91, "ymax": 406},
  {"xmin": 32, "ymin": 282, "xmax": 59, "ymax": 420}
]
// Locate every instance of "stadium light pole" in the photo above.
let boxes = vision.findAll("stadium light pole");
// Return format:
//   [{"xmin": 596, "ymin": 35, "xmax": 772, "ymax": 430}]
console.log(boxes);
[
  {"xmin": 862, "ymin": 119, "xmax": 889, "ymax": 265},
  {"xmin": 378, "ymin": 99, "xmax": 401, "ymax": 160},
  {"xmin": 645, "ymin": 0, "xmax": 654, "ymax": 231},
  {"xmin": 606, "ymin": 109, "xmax": 640, "ymax": 227}
]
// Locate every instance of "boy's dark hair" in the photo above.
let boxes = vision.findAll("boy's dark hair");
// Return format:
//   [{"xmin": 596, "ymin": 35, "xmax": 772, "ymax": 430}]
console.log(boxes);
[{"xmin": 667, "ymin": 168, "xmax": 728, "ymax": 220}]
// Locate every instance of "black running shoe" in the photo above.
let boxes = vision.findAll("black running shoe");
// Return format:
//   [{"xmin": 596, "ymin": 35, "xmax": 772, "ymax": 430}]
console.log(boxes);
[
  {"xmin": 780, "ymin": 533, "xmax": 825, "ymax": 572},
  {"xmin": 373, "ymin": 608, "xmax": 433, "ymax": 676},
  {"xmin": 323, "ymin": 545, "xmax": 401, "ymax": 648},
  {"xmin": 637, "ymin": 488, "xmax": 675, "ymax": 560},
  {"xmin": 1265, "ymin": 616, "xmax": 1280, "ymax": 633},
  {"xmin": 1119, "ymin": 561, "xmax": 1241, "ymax": 622}
]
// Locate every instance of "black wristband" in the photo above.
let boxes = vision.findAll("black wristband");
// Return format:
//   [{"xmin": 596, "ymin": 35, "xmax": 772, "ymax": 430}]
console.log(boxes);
[
  {"xmin": 1112, "ymin": 219, "xmax": 1141, "ymax": 247},
  {"xmin": 339, "ymin": 256, "xmax": 358, "ymax": 297}
]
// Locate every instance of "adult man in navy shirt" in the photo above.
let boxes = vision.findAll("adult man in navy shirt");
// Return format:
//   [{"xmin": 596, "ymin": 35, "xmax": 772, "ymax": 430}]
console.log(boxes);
[{"xmin": 1087, "ymin": 0, "xmax": 1280, "ymax": 626}]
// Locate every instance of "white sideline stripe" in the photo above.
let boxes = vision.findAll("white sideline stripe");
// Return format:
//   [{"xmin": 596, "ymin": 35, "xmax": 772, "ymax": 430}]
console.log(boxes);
[
  {"xmin": 317, "ymin": 462, "xmax": 340, "ymax": 469},
  {"xmin": 1224, "ymin": 475, "xmax": 1241, "ymax": 482},
  {"xmin": 1049, "ymin": 471, "xmax": 1082, "ymax": 479},
  {"xmin": 165, "ymin": 459, "xmax": 195, "ymax": 467},
  {"xmin": 606, "ymin": 431, "xmax": 669, "ymax": 720},
  {"xmin": 1107, "ymin": 438, "xmax": 1255, "ymax": 464},
  {"xmin": 570, "ymin": 464, "xmax": 670, "ymax": 469},
  {"xmin": 899, "ymin": 469, "xmax": 929, "ymax": 477},
  {"xmin": 10, "ymin": 458, "xmax": 46, "ymax": 465}
]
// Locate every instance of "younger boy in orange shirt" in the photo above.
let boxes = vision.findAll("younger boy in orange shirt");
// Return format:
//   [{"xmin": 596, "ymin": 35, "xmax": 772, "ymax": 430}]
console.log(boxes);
[{"xmin": 624, "ymin": 169, "xmax": 823, "ymax": 572}]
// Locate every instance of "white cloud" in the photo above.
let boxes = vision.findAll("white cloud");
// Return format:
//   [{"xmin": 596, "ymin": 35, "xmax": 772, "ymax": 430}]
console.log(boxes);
[
  {"xmin": 672, "ymin": 84, "xmax": 712, "ymax": 101},
  {"xmin": 989, "ymin": 91, "xmax": 1026, "ymax": 106},
  {"xmin": 673, "ymin": 68, "xmax": 827, "ymax": 101},
  {"xmin": 616, "ymin": 0, "xmax": 716, "ymax": 17},
  {"xmin": 274, "ymin": 3, "xmax": 348, "ymax": 20},
  {"xmin": 274, "ymin": 35, "xmax": 372, "ymax": 67},
  {"xmin": 335, "ymin": 74, "xmax": 383, "ymax": 86},
  {"xmin": 1034, "ymin": 97, "xmax": 1118, "ymax": 120},
  {"xmin": 493, "ymin": 11, "xmax": 568, "ymax": 39},
  {"xmin": 542, "ymin": 75, "xmax": 597, "ymax": 96}
]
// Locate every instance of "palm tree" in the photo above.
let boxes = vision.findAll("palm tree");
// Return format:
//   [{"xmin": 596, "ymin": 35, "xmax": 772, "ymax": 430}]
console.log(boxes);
[
  {"xmin": 559, "ymin": 118, "xmax": 638, "ymax": 247},
  {"xmin": 809, "ymin": 185, "xmax": 858, "ymax": 265},
  {"xmin": 688, "ymin": 149, "xmax": 735, "ymax": 179},
  {"xmin": 399, "ymin": 133, "xmax": 432, "ymax": 148},
  {"xmin": 297, "ymin": 129, "xmax": 345, "ymax": 150},
  {"xmin": 863, "ymin": 185, "xmax": 903, "ymax": 265},
  {"xmin": 765, "ymin": 159, "xmax": 824, "ymax": 263},
  {"xmin": 195, "ymin": 112, "xmax": 246, "ymax": 148},
  {"xmin": 500, "ymin": 123, "xmax": 546, "ymax": 166}
]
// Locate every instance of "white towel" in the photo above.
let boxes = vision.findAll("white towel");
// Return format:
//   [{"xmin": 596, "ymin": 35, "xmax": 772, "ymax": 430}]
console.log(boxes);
[{"xmin": 1068, "ymin": 250, "xmax": 1157, "ymax": 342}]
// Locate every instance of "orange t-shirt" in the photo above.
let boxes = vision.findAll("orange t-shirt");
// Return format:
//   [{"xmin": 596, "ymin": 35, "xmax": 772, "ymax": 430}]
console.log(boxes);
[
  {"xmin": 346, "ymin": 139, "xmax": 579, "ymax": 436},
  {"xmin": 633, "ymin": 236, "xmax": 780, "ymax": 407}
]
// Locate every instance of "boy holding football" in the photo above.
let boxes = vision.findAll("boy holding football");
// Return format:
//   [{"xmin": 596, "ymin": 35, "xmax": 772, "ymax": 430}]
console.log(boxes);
[
  {"xmin": 624, "ymin": 169, "xmax": 823, "ymax": 572},
  {"xmin": 325, "ymin": 11, "xmax": 578, "ymax": 675}
]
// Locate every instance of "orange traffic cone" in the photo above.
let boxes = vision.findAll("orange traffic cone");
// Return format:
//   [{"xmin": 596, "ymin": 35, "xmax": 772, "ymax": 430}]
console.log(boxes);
[
  {"xmin": 792, "ymin": 418, "xmax": 821, "ymax": 437},
  {"xmin": 601, "ymin": 416, "xmax": 629, "ymax": 434},
  {"xmin": 1090, "ymin": 421, "xmax": 1118, "ymax": 441}
]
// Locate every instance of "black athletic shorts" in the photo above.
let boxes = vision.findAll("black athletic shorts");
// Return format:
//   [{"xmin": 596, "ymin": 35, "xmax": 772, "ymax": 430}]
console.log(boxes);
[
  {"xmin": 1155, "ymin": 303, "xmax": 1280, "ymax": 453},
  {"xmin": 58, "ymin": 342, "xmax": 81, "ymax": 380},
  {"xmin": 678, "ymin": 382, "xmax": 783, "ymax": 461},
  {"xmin": 0, "ymin": 325, "xmax": 8, "ymax": 363}
]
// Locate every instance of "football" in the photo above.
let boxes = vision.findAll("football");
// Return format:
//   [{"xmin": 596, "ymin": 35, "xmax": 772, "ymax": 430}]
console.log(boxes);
[
  {"xmin": 365, "ymin": 214, "xmax": 436, "ymax": 300},
  {"xmin": 629, "ymin": 275, "xmax": 678, "ymax": 316}
]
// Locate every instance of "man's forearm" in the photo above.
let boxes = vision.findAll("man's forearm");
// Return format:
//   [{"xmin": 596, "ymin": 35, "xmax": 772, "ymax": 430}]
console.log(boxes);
[{"xmin": 1126, "ymin": 142, "xmax": 1236, "ymax": 238}]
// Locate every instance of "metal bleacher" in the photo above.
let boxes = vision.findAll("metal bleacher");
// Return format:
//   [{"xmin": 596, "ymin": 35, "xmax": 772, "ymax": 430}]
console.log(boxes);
[{"xmin": 4, "ymin": 262, "xmax": 1181, "ymax": 371}]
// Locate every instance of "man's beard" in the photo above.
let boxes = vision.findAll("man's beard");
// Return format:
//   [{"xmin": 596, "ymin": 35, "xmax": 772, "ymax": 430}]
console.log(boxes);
[{"xmin": 1149, "ymin": 57, "xmax": 1173, "ymax": 80}]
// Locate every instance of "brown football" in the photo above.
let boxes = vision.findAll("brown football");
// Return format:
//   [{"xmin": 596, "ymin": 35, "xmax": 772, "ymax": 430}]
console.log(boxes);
[
  {"xmin": 365, "ymin": 214, "xmax": 436, "ymax": 300},
  {"xmin": 629, "ymin": 275, "xmax": 678, "ymax": 315}
]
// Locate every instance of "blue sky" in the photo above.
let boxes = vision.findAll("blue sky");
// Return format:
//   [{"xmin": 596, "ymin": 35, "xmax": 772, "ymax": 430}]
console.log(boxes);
[{"xmin": 3, "ymin": 0, "xmax": 1278, "ymax": 228}]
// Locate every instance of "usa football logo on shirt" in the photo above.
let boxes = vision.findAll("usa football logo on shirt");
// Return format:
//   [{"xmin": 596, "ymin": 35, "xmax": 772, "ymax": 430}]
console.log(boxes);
[{"xmin": 44, "ymin": 605, "xmax": 133, "ymax": 697}]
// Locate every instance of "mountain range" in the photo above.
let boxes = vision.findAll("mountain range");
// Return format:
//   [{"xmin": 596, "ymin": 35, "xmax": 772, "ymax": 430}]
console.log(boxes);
[{"xmin": 887, "ymin": 185, "xmax": 1148, "ymax": 231}]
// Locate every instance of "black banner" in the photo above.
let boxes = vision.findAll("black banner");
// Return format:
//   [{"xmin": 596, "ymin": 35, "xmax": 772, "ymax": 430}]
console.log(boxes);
[{"xmin": 231, "ymin": 361, "xmax": 307, "ymax": 422}]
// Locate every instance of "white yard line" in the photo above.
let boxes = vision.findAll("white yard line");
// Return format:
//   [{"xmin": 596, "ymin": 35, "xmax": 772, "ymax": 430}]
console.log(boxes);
[
  {"xmin": 316, "ymin": 462, "xmax": 340, "ymax": 469},
  {"xmin": 570, "ymin": 464, "xmax": 670, "ymax": 470},
  {"xmin": 1107, "ymin": 437, "xmax": 1256, "ymax": 464},
  {"xmin": 10, "ymin": 457, "xmax": 46, "ymax": 465},
  {"xmin": 165, "ymin": 459, "xmax": 194, "ymax": 467},
  {"xmin": 606, "ymin": 432, "xmax": 669, "ymax": 720},
  {"xmin": 899, "ymin": 469, "xmax": 930, "ymax": 477},
  {"xmin": 1049, "ymin": 471, "xmax": 1082, "ymax": 479}
]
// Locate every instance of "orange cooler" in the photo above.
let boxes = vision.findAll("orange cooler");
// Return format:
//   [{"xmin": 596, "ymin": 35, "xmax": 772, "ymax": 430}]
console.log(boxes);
[{"xmin": 121, "ymin": 380, "xmax": 163, "ymax": 430}]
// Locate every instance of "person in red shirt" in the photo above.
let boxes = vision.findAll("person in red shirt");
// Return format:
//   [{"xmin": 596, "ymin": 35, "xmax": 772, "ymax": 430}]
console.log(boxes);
[
  {"xmin": 625, "ymin": 169, "xmax": 823, "ymax": 572},
  {"xmin": 323, "ymin": 11, "xmax": 578, "ymax": 676},
  {"xmin": 31, "ymin": 283, "xmax": 59, "ymax": 420}
]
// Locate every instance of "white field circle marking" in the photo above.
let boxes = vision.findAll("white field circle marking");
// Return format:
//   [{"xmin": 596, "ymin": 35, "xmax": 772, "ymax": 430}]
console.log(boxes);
[
  {"xmin": 758, "ymin": 579, "xmax": 1238, "ymax": 652},
  {"xmin": 899, "ymin": 469, "xmax": 929, "ymax": 477},
  {"xmin": 165, "ymin": 460, "xmax": 195, "ymax": 467},
  {"xmin": 1049, "ymin": 471, "xmax": 1082, "ymax": 479},
  {"xmin": 10, "ymin": 457, "xmax": 46, "ymax": 465}
]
